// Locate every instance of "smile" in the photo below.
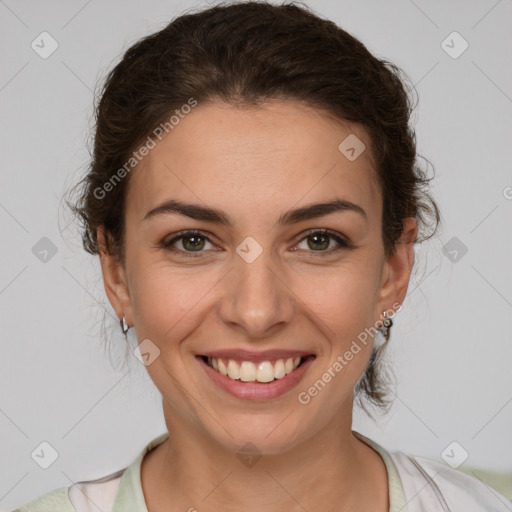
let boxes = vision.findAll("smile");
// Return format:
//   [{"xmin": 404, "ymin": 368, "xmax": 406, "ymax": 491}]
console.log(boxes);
[{"xmin": 196, "ymin": 351, "xmax": 316, "ymax": 400}]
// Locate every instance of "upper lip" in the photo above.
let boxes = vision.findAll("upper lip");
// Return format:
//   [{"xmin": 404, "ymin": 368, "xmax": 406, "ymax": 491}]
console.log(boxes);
[{"xmin": 198, "ymin": 349, "xmax": 314, "ymax": 363}]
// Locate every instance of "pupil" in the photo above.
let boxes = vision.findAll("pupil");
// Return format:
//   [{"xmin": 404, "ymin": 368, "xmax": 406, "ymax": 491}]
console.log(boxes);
[
  {"xmin": 309, "ymin": 234, "xmax": 328, "ymax": 251},
  {"xmin": 185, "ymin": 235, "xmax": 204, "ymax": 251}
]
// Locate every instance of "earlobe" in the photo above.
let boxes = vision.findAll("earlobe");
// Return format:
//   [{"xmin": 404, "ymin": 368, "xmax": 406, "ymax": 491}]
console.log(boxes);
[
  {"xmin": 377, "ymin": 217, "xmax": 418, "ymax": 313},
  {"xmin": 97, "ymin": 226, "xmax": 133, "ymax": 327}
]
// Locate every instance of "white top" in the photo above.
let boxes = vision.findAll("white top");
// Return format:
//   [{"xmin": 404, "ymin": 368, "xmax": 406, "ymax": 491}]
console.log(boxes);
[{"xmin": 13, "ymin": 431, "xmax": 512, "ymax": 511}]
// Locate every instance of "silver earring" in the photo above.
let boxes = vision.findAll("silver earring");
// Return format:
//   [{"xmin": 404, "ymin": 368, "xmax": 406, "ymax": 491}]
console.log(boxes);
[
  {"xmin": 120, "ymin": 316, "xmax": 129, "ymax": 334},
  {"xmin": 378, "ymin": 311, "xmax": 393, "ymax": 342}
]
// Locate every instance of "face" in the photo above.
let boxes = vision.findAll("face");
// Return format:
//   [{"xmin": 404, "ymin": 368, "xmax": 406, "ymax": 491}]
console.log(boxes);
[{"xmin": 100, "ymin": 100, "xmax": 416, "ymax": 454}]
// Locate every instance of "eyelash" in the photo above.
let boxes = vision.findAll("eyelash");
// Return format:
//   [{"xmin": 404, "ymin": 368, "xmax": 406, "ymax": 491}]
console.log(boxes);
[{"xmin": 161, "ymin": 229, "xmax": 353, "ymax": 258}]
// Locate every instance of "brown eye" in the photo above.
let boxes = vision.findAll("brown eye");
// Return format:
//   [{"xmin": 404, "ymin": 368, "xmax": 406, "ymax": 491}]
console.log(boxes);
[
  {"xmin": 162, "ymin": 230, "xmax": 215, "ymax": 256},
  {"xmin": 306, "ymin": 232, "xmax": 330, "ymax": 251},
  {"xmin": 179, "ymin": 234, "xmax": 206, "ymax": 251},
  {"xmin": 295, "ymin": 229, "xmax": 351, "ymax": 254}
]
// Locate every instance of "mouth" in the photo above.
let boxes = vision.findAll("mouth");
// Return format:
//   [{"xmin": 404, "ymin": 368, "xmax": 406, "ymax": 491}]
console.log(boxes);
[
  {"xmin": 195, "ymin": 350, "xmax": 316, "ymax": 400},
  {"xmin": 199, "ymin": 354, "xmax": 314, "ymax": 383}
]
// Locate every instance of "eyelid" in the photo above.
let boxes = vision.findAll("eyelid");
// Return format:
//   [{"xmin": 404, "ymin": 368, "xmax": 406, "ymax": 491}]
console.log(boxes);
[
  {"xmin": 162, "ymin": 229, "xmax": 218, "ymax": 249},
  {"xmin": 293, "ymin": 228, "xmax": 351, "ymax": 246},
  {"xmin": 292, "ymin": 228, "xmax": 353, "ymax": 253},
  {"xmin": 161, "ymin": 228, "xmax": 353, "ymax": 255}
]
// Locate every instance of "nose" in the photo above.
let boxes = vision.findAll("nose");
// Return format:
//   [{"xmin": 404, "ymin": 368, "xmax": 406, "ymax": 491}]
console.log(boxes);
[{"xmin": 218, "ymin": 248, "xmax": 296, "ymax": 339}]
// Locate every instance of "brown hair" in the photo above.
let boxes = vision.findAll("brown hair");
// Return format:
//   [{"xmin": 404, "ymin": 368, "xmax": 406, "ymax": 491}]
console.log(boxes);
[{"xmin": 69, "ymin": 0, "xmax": 440, "ymax": 414}]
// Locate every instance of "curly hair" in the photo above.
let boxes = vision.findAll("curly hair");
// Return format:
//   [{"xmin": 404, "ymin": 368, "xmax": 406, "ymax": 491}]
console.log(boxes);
[{"xmin": 69, "ymin": 0, "xmax": 440, "ymax": 414}]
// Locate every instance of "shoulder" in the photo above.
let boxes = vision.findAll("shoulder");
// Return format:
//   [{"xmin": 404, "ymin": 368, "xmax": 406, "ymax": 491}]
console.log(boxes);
[
  {"xmin": 11, "ymin": 486, "xmax": 74, "ymax": 512},
  {"xmin": 12, "ymin": 433, "xmax": 168, "ymax": 512},
  {"xmin": 11, "ymin": 469, "xmax": 125, "ymax": 512},
  {"xmin": 389, "ymin": 450, "xmax": 512, "ymax": 511}
]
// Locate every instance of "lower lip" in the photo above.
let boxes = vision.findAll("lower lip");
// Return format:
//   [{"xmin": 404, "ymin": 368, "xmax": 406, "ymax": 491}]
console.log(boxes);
[{"xmin": 197, "ymin": 356, "xmax": 315, "ymax": 401}]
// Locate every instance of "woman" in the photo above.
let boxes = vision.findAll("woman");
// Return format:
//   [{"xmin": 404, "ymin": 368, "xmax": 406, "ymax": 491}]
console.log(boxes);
[{"xmin": 13, "ymin": 1, "xmax": 511, "ymax": 511}]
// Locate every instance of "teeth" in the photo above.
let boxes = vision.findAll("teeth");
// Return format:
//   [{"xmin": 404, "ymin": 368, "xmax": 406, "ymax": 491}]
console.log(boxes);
[
  {"xmin": 206, "ymin": 356, "xmax": 303, "ymax": 383},
  {"xmin": 256, "ymin": 361, "xmax": 274, "ymax": 383},
  {"xmin": 240, "ymin": 361, "xmax": 256, "ymax": 382},
  {"xmin": 218, "ymin": 359, "xmax": 228, "ymax": 376},
  {"xmin": 273, "ymin": 359, "xmax": 285, "ymax": 379},
  {"xmin": 227, "ymin": 360, "xmax": 240, "ymax": 380}
]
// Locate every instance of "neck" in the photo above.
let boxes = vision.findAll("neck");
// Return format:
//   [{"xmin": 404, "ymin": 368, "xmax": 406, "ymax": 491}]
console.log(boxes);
[{"xmin": 141, "ymin": 404, "xmax": 389, "ymax": 512}]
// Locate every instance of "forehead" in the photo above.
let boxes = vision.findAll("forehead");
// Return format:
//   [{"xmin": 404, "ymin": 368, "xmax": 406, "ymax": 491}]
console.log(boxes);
[{"xmin": 126, "ymin": 100, "xmax": 381, "ymax": 224}]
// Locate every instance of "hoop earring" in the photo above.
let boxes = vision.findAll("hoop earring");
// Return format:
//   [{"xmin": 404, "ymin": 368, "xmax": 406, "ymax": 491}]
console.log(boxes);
[
  {"xmin": 120, "ymin": 316, "xmax": 129, "ymax": 334},
  {"xmin": 377, "ymin": 311, "xmax": 393, "ymax": 343}
]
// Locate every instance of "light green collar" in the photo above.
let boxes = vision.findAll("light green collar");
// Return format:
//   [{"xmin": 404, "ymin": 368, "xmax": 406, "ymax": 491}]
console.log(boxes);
[
  {"xmin": 353, "ymin": 430, "xmax": 408, "ymax": 512},
  {"xmin": 112, "ymin": 430, "xmax": 406, "ymax": 512},
  {"xmin": 112, "ymin": 432, "xmax": 169, "ymax": 512}
]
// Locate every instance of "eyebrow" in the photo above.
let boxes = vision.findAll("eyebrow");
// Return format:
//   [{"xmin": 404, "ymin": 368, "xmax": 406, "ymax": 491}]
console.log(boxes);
[{"xmin": 143, "ymin": 198, "xmax": 368, "ymax": 226}]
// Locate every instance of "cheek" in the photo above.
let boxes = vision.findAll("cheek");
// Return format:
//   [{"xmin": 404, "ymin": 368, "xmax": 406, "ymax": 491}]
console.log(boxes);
[
  {"xmin": 128, "ymin": 258, "xmax": 219, "ymax": 342},
  {"xmin": 292, "ymin": 262, "xmax": 380, "ymax": 389},
  {"xmin": 294, "ymin": 262, "xmax": 380, "ymax": 340}
]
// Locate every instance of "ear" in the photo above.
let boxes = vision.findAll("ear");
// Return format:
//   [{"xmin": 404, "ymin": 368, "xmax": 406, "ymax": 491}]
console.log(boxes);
[
  {"xmin": 97, "ymin": 226, "xmax": 133, "ymax": 327},
  {"xmin": 376, "ymin": 217, "xmax": 417, "ymax": 315}
]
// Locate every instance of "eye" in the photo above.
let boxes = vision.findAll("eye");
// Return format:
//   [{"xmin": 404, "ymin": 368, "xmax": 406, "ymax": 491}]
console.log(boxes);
[
  {"xmin": 161, "ymin": 228, "xmax": 353, "ymax": 258},
  {"xmin": 293, "ymin": 229, "xmax": 352, "ymax": 255},
  {"xmin": 162, "ymin": 230, "xmax": 216, "ymax": 257}
]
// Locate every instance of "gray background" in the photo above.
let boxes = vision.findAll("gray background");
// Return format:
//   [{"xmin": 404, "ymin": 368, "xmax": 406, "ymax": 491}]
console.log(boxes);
[{"xmin": 1, "ymin": 0, "xmax": 511, "ymax": 509}]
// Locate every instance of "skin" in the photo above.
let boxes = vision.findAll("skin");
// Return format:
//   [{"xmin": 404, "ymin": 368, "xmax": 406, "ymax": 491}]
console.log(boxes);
[{"xmin": 98, "ymin": 100, "xmax": 417, "ymax": 512}]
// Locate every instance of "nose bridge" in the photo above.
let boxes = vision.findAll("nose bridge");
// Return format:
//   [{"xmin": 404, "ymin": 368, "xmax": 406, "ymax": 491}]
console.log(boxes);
[{"xmin": 220, "ymin": 239, "xmax": 294, "ymax": 337}]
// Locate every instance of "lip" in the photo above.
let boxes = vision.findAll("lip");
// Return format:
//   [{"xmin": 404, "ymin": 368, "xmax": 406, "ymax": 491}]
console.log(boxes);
[{"xmin": 197, "ymin": 354, "xmax": 316, "ymax": 401}]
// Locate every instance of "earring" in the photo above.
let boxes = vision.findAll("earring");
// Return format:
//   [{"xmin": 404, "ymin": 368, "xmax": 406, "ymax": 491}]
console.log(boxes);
[
  {"xmin": 378, "ymin": 311, "xmax": 393, "ymax": 343},
  {"xmin": 120, "ymin": 316, "xmax": 129, "ymax": 334}
]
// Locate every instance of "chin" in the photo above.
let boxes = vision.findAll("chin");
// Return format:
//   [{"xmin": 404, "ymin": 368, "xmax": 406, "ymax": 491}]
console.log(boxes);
[{"xmin": 202, "ymin": 411, "xmax": 308, "ymax": 456}]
